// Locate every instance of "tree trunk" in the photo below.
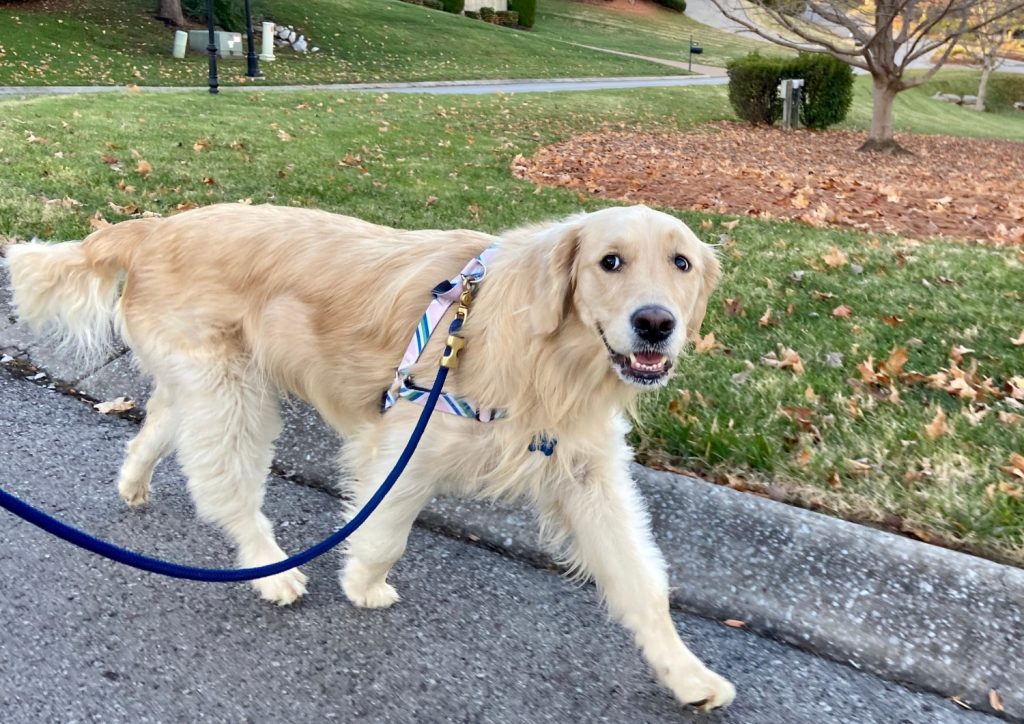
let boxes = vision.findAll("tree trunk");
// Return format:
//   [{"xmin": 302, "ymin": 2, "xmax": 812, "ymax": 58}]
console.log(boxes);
[
  {"xmin": 156, "ymin": 0, "xmax": 185, "ymax": 26},
  {"xmin": 858, "ymin": 76, "xmax": 909, "ymax": 154},
  {"xmin": 975, "ymin": 63, "xmax": 993, "ymax": 112}
]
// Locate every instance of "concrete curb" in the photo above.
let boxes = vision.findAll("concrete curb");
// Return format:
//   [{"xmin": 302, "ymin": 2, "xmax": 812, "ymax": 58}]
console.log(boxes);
[{"xmin": 1, "ymin": 267, "xmax": 1021, "ymax": 719}]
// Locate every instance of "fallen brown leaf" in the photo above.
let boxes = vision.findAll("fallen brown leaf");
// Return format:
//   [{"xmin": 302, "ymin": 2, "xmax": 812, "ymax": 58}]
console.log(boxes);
[
  {"xmin": 832, "ymin": 304, "xmax": 853, "ymax": 318},
  {"xmin": 694, "ymin": 331, "xmax": 717, "ymax": 354},
  {"xmin": 845, "ymin": 458, "xmax": 873, "ymax": 475},
  {"xmin": 881, "ymin": 346, "xmax": 909, "ymax": 377},
  {"xmin": 1011, "ymin": 329, "xmax": 1024, "ymax": 346},
  {"xmin": 722, "ymin": 619, "xmax": 746, "ymax": 628},
  {"xmin": 990, "ymin": 689, "xmax": 1005, "ymax": 713},
  {"xmin": 135, "ymin": 159, "xmax": 152, "ymax": 177},
  {"xmin": 94, "ymin": 397, "xmax": 134, "ymax": 414},
  {"xmin": 723, "ymin": 297, "xmax": 744, "ymax": 316},
  {"xmin": 925, "ymin": 408, "xmax": 949, "ymax": 439},
  {"xmin": 997, "ymin": 411, "xmax": 1023, "ymax": 425},
  {"xmin": 949, "ymin": 695, "xmax": 971, "ymax": 710},
  {"xmin": 761, "ymin": 347, "xmax": 805, "ymax": 375},
  {"xmin": 88, "ymin": 211, "xmax": 110, "ymax": 230},
  {"xmin": 822, "ymin": 247, "xmax": 848, "ymax": 268}
]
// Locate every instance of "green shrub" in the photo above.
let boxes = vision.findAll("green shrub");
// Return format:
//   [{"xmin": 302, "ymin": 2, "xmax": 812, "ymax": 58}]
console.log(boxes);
[
  {"xmin": 465, "ymin": 9, "xmax": 480, "ymax": 18},
  {"xmin": 727, "ymin": 52, "xmax": 853, "ymax": 128},
  {"xmin": 786, "ymin": 53, "xmax": 853, "ymax": 129},
  {"xmin": 423, "ymin": 0, "xmax": 443, "ymax": 8},
  {"xmin": 441, "ymin": 0, "xmax": 465, "ymax": 13},
  {"xmin": 726, "ymin": 53, "xmax": 787, "ymax": 125},
  {"xmin": 655, "ymin": 0, "xmax": 686, "ymax": 10},
  {"xmin": 479, "ymin": 6, "xmax": 495, "ymax": 20},
  {"xmin": 508, "ymin": 0, "xmax": 536, "ymax": 27},
  {"xmin": 182, "ymin": 0, "xmax": 253, "ymax": 32}
]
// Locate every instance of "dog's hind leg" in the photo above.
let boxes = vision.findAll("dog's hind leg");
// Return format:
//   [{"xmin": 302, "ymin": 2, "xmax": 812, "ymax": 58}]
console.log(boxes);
[
  {"xmin": 339, "ymin": 426, "xmax": 437, "ymax": 609},
  {"xmin": 116, "ymin": 383, "xmax": 177, "ymax": 507},
  {"xmin": 173, "ymin": 357, "xmax": 307, "ymax": 606}
]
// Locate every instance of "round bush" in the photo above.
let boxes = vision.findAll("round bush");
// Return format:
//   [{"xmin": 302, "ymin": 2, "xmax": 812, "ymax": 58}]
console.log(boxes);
[
  {"xmin": 508, "ymin": 0, "xmax": 536, "ymax": 27},
  {"xmin": 726, "ymin": 52, "xmax": 854, "ymax": 129},
  {"xmin": 787, "ymin": 54, "xmax": 854, "ymax": 129},
  {"xmin": 726, "ymin": 53, "xmax": 788, "ymax": 125},
  {"xmin": 655, "ymin": 0, "xmax": 687, "ymax": 10},
  {"xmin": 441, "ymin": 0, "xmax": 465, "ymax": 13}
]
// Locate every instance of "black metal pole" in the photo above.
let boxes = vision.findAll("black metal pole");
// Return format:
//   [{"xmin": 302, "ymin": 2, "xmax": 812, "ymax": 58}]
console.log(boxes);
[
  {"xmin": 206, "ymin": 0, "xmax": 219, "ymax": 94},
  {"xmin": 688, "ymin": 34, "xmax": 692, "ymax": 73},
  {"xmin": 244, "ymin": 0, "xmax": 263, "ymax": 78}
]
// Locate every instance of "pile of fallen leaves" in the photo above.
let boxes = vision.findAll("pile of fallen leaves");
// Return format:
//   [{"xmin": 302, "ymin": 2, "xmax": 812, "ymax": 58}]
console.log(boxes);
[{"xmin": 513, "ymin": 122, "xmax": 1024, "ymax": 245}]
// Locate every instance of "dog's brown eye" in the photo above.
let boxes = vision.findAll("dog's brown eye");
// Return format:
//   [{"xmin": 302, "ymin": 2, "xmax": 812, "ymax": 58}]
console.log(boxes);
[
  {"xmin": 601, "ymin": 254, "xmax": 622, "ymax": 272},
  {"xmin": 674, "ymin": 255, "xmax": 691, "ymax": 272}
]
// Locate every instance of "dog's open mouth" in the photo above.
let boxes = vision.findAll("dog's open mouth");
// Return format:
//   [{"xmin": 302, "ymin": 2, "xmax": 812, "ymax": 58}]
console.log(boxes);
[
  {"xmin": 613, "ymin": 350, "xmax": 672, "ymax": 385},
  {"xmin": 599, "ymin": 328, "xmax": 672, "ymax": 386}
]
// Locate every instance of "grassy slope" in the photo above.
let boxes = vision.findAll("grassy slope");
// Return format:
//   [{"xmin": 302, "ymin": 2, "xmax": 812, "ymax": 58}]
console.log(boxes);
[
  {"xmin": 915, "ymin": 68, "xmax": 1024, "ymax": 114},
  {"xmin": 0, "ymin": 79, "xmax": 1021, "ymax": 562},
  {"xmin": 843, "ymin": 74, "xmax": 1024, "ymax": 139},
  {"xmin": 533, "ymin": 0, "xmax": 790, "ymax": 68},
  {"xmin": 0, "ymin": 0, "xmax": 680, "ymax": 87}
]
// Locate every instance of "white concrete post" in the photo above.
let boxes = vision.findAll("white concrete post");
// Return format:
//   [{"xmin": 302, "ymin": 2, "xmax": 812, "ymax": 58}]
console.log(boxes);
[
  {"xmin": 172, "ymin": 30, "xmax": 188, "ymax": 59},
  {"xmin": 260, "ymin": 22, "xmax": 275, "ymax": 61}
]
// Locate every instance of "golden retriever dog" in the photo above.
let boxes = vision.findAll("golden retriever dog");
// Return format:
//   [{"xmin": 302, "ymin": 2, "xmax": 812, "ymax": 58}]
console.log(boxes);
[{"xmin": 6, "ymin": 203, "xmax": 733, "ymax": 710}]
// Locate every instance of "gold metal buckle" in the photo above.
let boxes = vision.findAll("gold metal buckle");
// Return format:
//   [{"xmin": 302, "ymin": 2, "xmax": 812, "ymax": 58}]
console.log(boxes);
[{"xmin": 440, "ymin": 277, "xmax": 479, "ymax": 370}]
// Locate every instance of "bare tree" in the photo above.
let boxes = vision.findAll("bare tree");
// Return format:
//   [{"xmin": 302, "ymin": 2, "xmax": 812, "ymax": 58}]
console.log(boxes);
[
  {"xmin": 156, "ymin": 0, "xmax": 186, "ymax": 26},
  {"xmin": 708, "ymin": 0, "xmax": 1024, "ymax": 152},
  {"xmin": 954, "ymin": 0, "xmax": 1024, "ymax": 110}
]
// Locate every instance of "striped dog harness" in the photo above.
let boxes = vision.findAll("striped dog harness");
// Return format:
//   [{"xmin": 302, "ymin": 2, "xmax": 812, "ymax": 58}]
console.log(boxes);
[{"xmin": 382, "ymin": 247, "xmax": 507, "ymax": 422}]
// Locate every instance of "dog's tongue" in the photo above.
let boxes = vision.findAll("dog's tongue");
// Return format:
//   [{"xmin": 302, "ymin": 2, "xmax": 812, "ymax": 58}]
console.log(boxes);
[{"xmin": 635, "ymin": 351, "xmax": 666, "ymax": 366}]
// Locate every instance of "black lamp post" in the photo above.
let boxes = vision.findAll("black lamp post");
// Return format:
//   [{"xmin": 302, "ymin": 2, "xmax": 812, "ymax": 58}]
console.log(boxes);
[
  {"xmin": 206, "ymin": 0, "xmax": 219, "ymax": 94},
  {"xmin": 244, "ymin": 0, "xmax": 264, "ymax": 79}
]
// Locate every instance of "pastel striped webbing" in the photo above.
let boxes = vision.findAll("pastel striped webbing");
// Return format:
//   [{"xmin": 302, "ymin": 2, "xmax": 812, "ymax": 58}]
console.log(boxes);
[{"xmin": 382, "ymin": 246, "xmax": 506, "ymax": 422}]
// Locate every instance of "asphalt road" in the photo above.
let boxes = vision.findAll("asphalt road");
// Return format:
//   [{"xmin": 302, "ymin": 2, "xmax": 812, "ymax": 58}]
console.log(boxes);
[{"xmin": 0, "ymin": 367, "xmax": 994, "ymax": 723}]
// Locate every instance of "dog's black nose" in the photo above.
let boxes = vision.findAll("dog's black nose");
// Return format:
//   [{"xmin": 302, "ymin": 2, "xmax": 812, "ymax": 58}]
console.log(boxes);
[{"xmin": 631, "ymin": 305, "xmax": 676, "ymax": 344}]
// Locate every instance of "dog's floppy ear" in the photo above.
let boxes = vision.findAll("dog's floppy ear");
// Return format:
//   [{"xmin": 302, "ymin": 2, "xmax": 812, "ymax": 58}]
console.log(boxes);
[
  {"xmin": 687, "ymin": 243, "xmax": 722, "ymax": 342},
  {"xmin": 530, "ymin": 217, "xmax": 582, "ymax": 336}
]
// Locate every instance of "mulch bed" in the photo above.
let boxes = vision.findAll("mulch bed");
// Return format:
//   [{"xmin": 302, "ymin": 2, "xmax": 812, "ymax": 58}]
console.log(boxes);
[{"xmin": 513, "ymin": 121, "xmax": 1024, "ymax": 245}]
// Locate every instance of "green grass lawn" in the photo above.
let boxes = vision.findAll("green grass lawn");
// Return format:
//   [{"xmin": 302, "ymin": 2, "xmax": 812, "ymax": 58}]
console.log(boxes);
[
  {"xmin": 533, "ymin": 0, "xmax": 790, "ymax": 68},
  {"xmin": 0, "ymin": 76, "xmax": 1020, "ymax": 564},
  {"xmin": 0, "ymin": 0, "xmax": 680, "ymax": 87},
  {"xmin": 842, "ymin": 73, "xmax": 1024, "ymax": 139}
]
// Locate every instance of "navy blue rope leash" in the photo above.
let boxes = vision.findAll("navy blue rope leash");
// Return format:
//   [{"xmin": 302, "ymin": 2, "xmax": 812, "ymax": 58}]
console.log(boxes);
[{"xmin": 0, "ymin": 364, "xmax": 450, "ymax": 583}]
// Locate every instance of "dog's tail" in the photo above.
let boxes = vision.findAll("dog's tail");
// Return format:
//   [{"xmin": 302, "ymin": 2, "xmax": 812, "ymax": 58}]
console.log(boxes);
[{"xmin": 4, "ymin": 217, "xmax": 161, "ymax": 365}]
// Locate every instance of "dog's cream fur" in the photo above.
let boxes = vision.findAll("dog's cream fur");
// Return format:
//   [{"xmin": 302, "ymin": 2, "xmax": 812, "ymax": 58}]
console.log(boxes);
[{"xmin": 6, "ymin": 203, "xmax": 734, "ymax": 710}]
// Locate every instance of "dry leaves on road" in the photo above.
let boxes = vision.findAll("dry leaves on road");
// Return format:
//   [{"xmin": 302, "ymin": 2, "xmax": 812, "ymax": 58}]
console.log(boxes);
[{"xmin": 514, "ymin": 122, "xmax": 1024, "ymax": 245}]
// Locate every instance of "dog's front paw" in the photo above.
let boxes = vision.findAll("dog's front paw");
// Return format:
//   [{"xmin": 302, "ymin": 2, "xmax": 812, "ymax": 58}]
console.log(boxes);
[
  {"xmin": 117, "ymin": 475, "xmax": 150, "ymax": 508},
  {"xmin": 344, "ymin": 579, "xmax": 400, "ymax": 609},
  {"xmin": 252, "ymin": 568, "xmax": 308, "ymax": 606},
  {"xmin": 663, "ymin": 665, "xmax": 735, "ymax": 712},
  {"xmin": 341, "ymin": 560, "xmax": 400, "ymax": 608}
]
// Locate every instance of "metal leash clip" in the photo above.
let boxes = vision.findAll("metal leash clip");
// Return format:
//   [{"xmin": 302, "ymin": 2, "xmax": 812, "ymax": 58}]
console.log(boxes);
[{"xmin": 440, "ymin": 277, "xmax": 478, "ymax": 370}]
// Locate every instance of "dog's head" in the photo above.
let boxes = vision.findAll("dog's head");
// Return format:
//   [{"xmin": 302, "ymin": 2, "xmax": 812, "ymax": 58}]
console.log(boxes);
[{"xmin": 531, "ymin": 205, "xmax": 720, "ymax": 388}]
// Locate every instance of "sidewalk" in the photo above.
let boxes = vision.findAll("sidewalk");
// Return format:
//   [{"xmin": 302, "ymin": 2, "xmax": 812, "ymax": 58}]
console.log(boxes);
[
  {"xmin": 1, "ymin": 264, "xmax": 1021, "ymax": 719},
  {"xmin": 0, "ymin": 369, "xmax": 995, "ymax": 723}
]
